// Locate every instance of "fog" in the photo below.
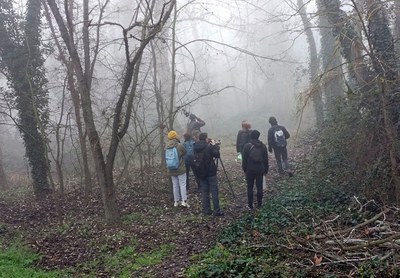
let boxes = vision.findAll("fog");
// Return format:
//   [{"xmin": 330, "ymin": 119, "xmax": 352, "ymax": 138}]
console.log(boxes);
[
  {"xmin": 0, "ymin": 0, "xmax": 316, "ymax": 175},
  {"xmin": 170, "ymin": 0, "xmax": 314, "ymax": 140}
]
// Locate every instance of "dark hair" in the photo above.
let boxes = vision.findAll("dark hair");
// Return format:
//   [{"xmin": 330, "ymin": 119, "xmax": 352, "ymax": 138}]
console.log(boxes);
[
  {"xmin": 250, "ymin": 130, "xmax": 260, "ymax": 139},
  {"xmin": 269, "ymin": 116, "xmax": 277, "ymax": 125},
  {"xmin": 199, "ymin": 132, "xmax": 208, "ymax": 141}
]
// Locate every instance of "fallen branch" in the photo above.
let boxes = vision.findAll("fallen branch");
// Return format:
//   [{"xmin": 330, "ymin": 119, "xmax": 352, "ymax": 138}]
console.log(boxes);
[
  {"xmin": 309, "ymin": 209, "xmax": 390, "ymax": 240},
  {"xmin": 342, "ymin": 233, "xmax": 400, "ymax": 251}
]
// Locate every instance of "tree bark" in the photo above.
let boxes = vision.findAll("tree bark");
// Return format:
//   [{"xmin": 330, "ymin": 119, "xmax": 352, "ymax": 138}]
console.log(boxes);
[
  {"xmin": 0, "ymin": 146, "xmax": 7, "ymax": 189},
  {"xmin": 316, "ymin": 0, "xmax": 344, "ymax": 119},
  {"xmin": 297, "ymin": 0, "xmax": 324, "ymax": 128},
  {"xmin": 42, "ymin": 2, "xmax": 93, "ymax": 197},
  {"xmin": 364, "ymin": 0, "xmax": 400, "ymax": 203},
  {"xmin": 46, "ymin": 0, "xmax": 176, "ymax": 222},
  {"xmin": 0, "ymin": 0, "xmax": 51, "ymax": 198}
]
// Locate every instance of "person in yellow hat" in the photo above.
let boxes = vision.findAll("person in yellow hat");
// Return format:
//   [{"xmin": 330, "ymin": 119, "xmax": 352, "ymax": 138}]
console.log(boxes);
[{"xmin": 165, "ymin": 130, "xmax": 189, "ymax": 207}]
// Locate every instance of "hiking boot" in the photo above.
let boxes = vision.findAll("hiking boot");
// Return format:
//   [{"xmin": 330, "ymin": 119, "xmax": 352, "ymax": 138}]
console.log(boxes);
[
  {"xmin": 181, "ymin": 201, "xmax": 190, "ymax": 207},
  {"xmin": 174, "ymin": 201, "xmax": 180, "ymax": 207},
  {"xmin": 246, "ymin": 205, "xmax": 254, "ymax": 211},
  {"xmin": 214, "ymin": 211, "xmax": 224, "ymax": 217}
]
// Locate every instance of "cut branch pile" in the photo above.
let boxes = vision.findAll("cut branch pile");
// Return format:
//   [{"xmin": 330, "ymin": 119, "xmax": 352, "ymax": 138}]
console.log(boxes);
[{"xmin": 282, "ymin": 204, "xmax": 400, "ymax": 274}]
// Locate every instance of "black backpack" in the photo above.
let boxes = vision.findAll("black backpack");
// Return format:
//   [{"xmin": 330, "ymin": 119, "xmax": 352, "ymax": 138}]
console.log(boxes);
[
  {"xmin": 274, "ymin": 129, "xmax": 286, "ymax": 147},
  {"xmin": 248, "ymin": 144, "xmax": 263, "ymax": 163},
  {"xmin": 190, "ymin": 148, "xmax": 209, "ymax": 178}
]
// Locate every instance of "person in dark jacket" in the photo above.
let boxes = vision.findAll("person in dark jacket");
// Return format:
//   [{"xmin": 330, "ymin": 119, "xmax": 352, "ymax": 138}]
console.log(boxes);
[
  {"xmin": 242, "ymin": 130, "xmax": 269, "ymax": 209},
  {"xmin": 236, "ymin": 120, "xmax": 252, "ymax": 158},
  {"xmin": 267, "ymin": 116, "xmax": 290, "ymax": 174},
  {"xmin": 192, "ymin": 132, "xmax": 223, "ymax": 216},
  {"xmin": 187, "ymin": 114, "xmax": 205, "ymax": 136}
]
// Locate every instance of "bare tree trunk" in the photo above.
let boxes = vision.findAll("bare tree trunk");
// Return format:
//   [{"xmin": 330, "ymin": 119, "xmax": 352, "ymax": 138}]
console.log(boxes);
[
  {"xmin": 0, "ymin": 146, "xmax": 7, "ymax": 189},
  {"xmin": 42, "ymin": 2, "xmax": 93, "ymax": 197},
  {"xmin": 297, "ymin": 0, "xmax": 324, "ymax": 127},
  {"xmin": 168, "ymin": 4, "xmax": 178, "ymax": 130},
  {"xmin": 46, "ymin": 0, "xmax": 176, "ymax": 222}
]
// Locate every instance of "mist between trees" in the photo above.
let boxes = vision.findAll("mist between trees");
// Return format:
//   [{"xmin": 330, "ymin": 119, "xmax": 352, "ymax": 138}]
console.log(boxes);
[{"xmin": 0, "ymin": 0, "xmax": 399, "ymax": 222}]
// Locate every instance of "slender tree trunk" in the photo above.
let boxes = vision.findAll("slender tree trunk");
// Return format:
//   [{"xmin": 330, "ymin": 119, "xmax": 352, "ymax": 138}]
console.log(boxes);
[
  {"xmin": 297, "ymin": 0, "xmax": 324, "ymax": 127},
  {"xmin": 150, "ymin": 42, "xmax": 167, "ymax": 168},
  {"xmin": 0, "ymin": 146, "xmax": 7, "ymax": 189},
  {"xmin": 47, "ymin": 0, "xmax": 176, "ymax": 222},
  {"xmin": 42, "ymin": 2, "xmax": 93, "ymax": 197},
  {"xmin": 69, "ymin": 76, "xmax": 92, "ymax": 197},
  {"xmin": 168, "ymin": 4, "xmax": 178, "ymax": 130}
]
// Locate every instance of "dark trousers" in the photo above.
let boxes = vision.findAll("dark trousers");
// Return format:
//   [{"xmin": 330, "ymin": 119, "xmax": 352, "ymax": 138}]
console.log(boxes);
[
  {"xmin": 246, "ymin": 172, "xmax": 264, "ymax": 208},
  {"xmin": 273, "ymin": 147, "xmax": 289, "ymax": 172},
  {"xmin": 185, "ymin": 163, "xmax": 190, "ymax": 189},
  {"xmin": 199, "ymin": 175, "xmax": 221, "ymax": 215},
  {"xmin": 186, "ymin": 163, "xmax": 201, "ymax": 191}
]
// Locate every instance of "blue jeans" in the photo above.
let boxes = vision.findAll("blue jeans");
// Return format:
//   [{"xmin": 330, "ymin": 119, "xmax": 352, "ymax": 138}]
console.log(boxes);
[
  {"xmin": 245, "ymin": 172, "xmax": 264, "ymax": 208},
  {"xmin": 199, "ymin": 175, "xmax": 221, "ymax": 215}
]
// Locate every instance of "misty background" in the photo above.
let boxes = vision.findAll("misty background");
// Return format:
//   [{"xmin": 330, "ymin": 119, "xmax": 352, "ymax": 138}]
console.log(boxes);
[{"xmin": 0, "ymin": 0, "xmax": 314, "ymax": 176}]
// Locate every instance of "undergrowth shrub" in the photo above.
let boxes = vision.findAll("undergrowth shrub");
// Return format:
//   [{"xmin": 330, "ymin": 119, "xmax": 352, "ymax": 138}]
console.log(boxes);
[{"xmin": 310, "ymin": 98, "xmax": 393, "ymax": 203}]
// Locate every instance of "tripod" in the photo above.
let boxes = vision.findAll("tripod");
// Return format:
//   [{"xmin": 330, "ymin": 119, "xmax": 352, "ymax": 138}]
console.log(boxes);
[{"xmin": 215, "ymin": 157, "xmax": 236, "ymax": 199}]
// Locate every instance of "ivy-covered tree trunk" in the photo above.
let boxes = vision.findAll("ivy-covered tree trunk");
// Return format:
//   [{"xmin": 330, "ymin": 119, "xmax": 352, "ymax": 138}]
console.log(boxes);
[
  {"xmin": 316, "ymin": 0, "xmax": 344, "ymax": 119},
  {"xmin": 394, "ymin": 1, "xmax": 400, "ymax": 57},
  {"xmin": 365, "ymin": 0, "xmax": 400, "ymax": 203},
  {"xmin": 320, "ymin": 0, "xmax": 373, "ymax": 92},
  {"xmin": 0, "ymin": 0, "xmax": 51, "ymax": 198},
  {"xmin": 297, "ymin": 0, "xmax": 324, "ymax": 128}
]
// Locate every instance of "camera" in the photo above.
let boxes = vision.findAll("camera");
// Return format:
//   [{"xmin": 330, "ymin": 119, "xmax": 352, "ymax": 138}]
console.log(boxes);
[
  {"xmin": 207, "ymin": 138, "xmax": 221, "ymax": 146},
  {"xmin": 182, "ymin": 109, "xmax": 190, "ymax": 117}
]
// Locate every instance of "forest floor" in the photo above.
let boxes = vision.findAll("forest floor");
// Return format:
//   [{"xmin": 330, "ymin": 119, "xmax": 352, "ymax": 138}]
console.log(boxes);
[{"xmin": 0, "ymin": 144, "xmax": 305, "ymax": 277}]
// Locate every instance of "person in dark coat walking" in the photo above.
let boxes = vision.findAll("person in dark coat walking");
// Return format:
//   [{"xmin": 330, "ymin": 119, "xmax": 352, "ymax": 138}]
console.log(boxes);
[
  {"xmin": 242, "ymin": 130, "xmax": 269, "ymax": 209},
  {"xmin": 236, "ymin": 120, "xmax": 252, "ymax": 158},
  {"xmin": 267, "ymin": 116, "xmax": 290, "ymax": 174}
]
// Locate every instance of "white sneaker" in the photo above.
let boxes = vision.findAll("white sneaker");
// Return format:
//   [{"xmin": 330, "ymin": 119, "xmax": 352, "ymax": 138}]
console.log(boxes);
[
  {"xmin": 181, "ymin": 201, "xmax": 190, "ymax": 207},
  {"xmin": 174, "ymin": 201, "xmax": 180, "ymax": 207}
]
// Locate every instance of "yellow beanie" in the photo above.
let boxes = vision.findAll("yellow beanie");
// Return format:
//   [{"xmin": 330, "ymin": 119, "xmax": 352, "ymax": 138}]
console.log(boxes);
[{"xmin": 167, "ymin": 130, "xmax": 178, "ymax": 140}]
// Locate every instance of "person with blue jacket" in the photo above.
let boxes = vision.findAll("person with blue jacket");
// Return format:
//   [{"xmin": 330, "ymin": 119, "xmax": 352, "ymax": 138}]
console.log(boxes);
[{"xmin": 183, "ymin": 133, "xmax": 195, "ymax": 190}]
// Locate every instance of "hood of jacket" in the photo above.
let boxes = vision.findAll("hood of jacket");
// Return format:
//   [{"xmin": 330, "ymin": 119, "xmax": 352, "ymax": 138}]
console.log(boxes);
[
  {"xmin": 166, "ymin": 138, "xmax": 180, "ymax": 148},
  {"xmin": 194, "ymin": 140, "xmax": 208, "ymax": 152}
]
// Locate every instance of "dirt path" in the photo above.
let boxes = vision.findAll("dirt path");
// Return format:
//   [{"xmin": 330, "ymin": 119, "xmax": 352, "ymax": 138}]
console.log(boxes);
[{"xmin": 0, "ymin": 145, "xmax": 300, "ymax": 277}]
